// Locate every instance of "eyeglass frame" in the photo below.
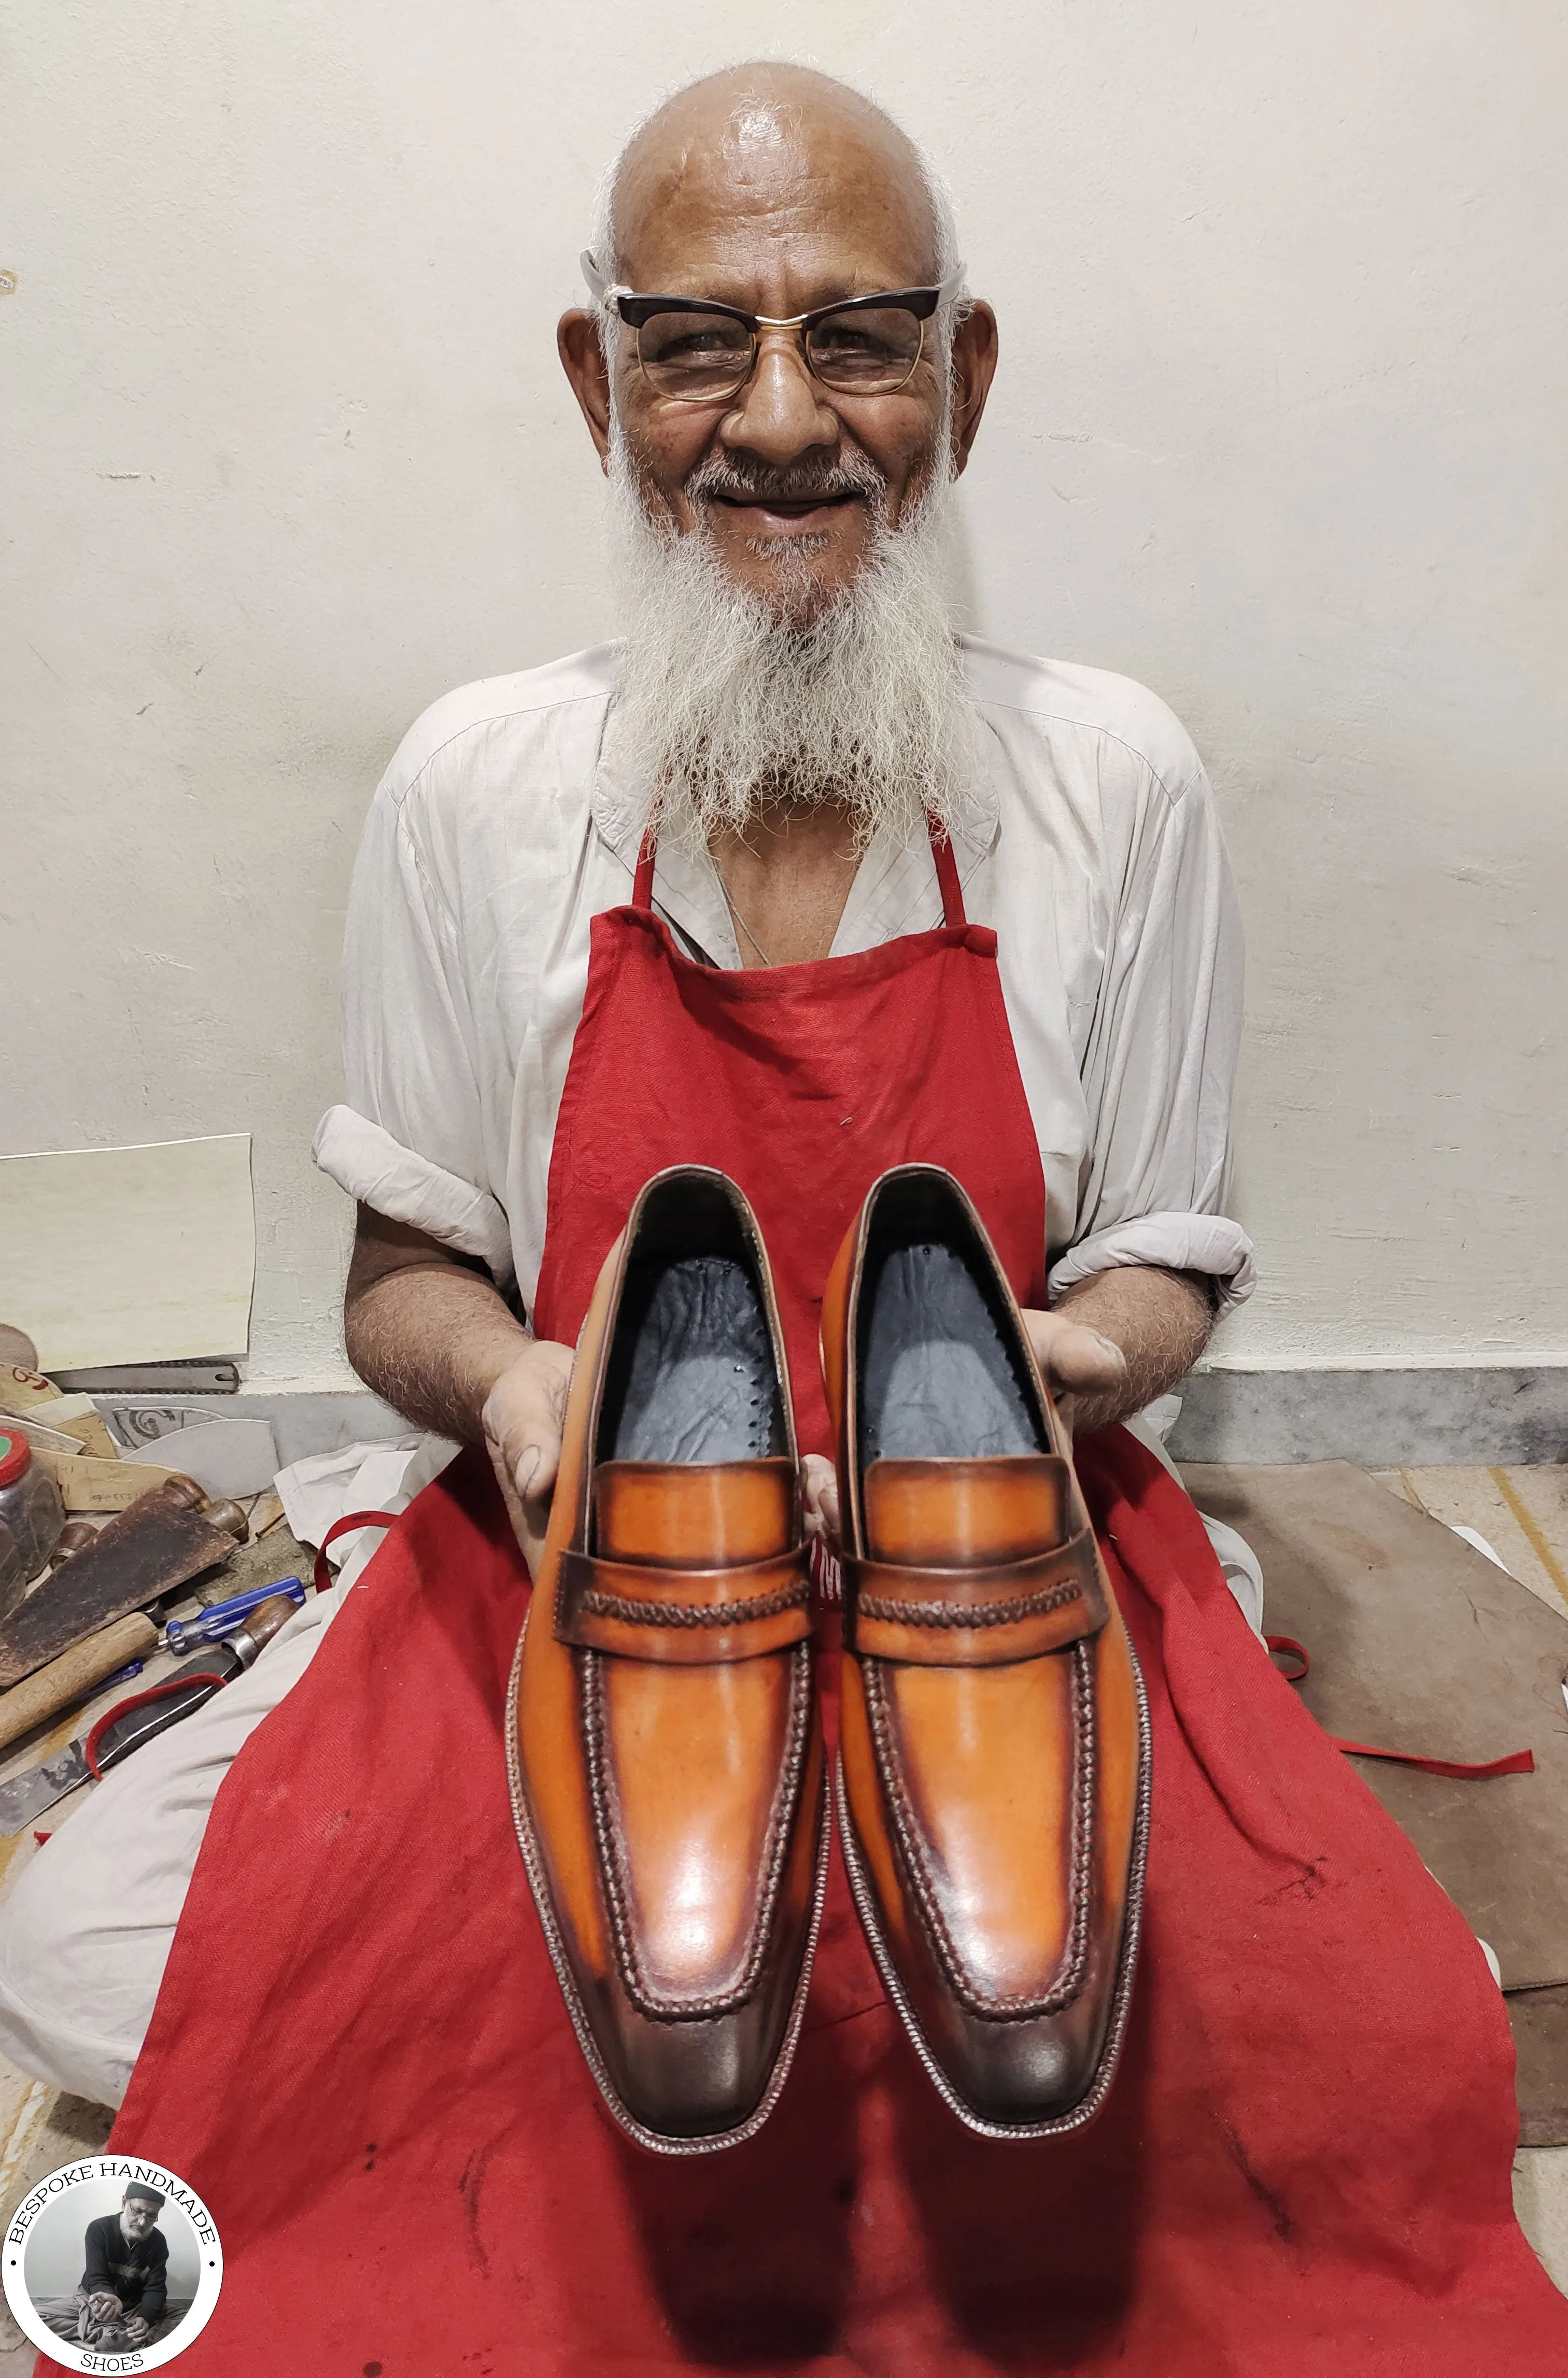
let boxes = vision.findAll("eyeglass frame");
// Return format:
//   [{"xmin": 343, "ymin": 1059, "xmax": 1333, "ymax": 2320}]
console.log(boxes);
[{"xmin": 579, "ymin": 251, "xmax": 967, "ymax": 403}]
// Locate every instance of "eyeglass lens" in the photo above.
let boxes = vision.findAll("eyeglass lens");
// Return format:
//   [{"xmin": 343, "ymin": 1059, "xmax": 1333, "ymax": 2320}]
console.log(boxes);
[{"xmin": 635, "ymin": 305, "xmax": 925, "ymax": 400}]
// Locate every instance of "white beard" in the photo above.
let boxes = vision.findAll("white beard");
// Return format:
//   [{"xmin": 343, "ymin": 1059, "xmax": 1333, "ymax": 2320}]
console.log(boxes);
[{"xmin": 598, "ymin": 434, "xmax": 992, "ymax": 856}]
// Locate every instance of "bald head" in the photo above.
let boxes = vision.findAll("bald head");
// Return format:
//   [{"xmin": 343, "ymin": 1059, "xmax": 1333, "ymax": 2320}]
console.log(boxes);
[{"xmin": 597, "ymin": 64, "xmax": 957, "ymax": 297}]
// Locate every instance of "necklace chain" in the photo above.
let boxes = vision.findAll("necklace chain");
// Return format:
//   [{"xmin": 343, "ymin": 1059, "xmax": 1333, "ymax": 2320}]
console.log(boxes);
[{"xmin": 714, "ymin": 866, "xmax": 774, "ymax": 968}]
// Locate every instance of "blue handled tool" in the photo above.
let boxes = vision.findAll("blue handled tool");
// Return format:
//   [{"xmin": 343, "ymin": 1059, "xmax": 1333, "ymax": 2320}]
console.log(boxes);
[{"xmin": 164, "ymin": 1578, "xmax": 305, "ymax": 1654}]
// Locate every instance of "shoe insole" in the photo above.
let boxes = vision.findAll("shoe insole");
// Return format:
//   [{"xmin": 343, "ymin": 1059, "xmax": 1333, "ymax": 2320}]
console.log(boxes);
[
  {"xmin": 604, "ymin": 1255, "xmax": 784, "ymax": 1465},
  {"xmin": 860, "ymin": 1243, "xmax": 1042, "ymax": 1462}
]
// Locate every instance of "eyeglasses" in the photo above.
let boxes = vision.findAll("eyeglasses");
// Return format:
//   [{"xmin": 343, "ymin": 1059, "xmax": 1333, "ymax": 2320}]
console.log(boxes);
[{"xmin": 580, "ymin": 252, "xmax": 965, "ymax": 403}]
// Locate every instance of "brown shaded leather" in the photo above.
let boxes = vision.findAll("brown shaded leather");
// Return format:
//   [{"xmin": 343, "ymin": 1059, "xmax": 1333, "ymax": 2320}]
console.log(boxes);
[
  {"xmin": 842, "ymin": 1459, "xmax": 1108, "ymax": 1665},
  {"xmin": 822, "ymin": 1164, "xmax": 1148, "ymax": 2135},
  {"xmin": 594, "ymin": 1459, "xmax": 797, "ymax": 1565},
  {"xmin": 508, "ymin": 1170, "xmax": 826, "ymax": 2151},
  {"xmin": 861, "ymin": 1454, "xmax": 1070, "ymax": 1563}
]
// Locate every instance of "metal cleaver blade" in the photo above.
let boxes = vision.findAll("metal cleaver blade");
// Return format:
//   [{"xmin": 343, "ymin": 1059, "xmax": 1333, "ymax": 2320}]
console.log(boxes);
[
  {"xmin": 0, "ymin": 1740, "xmax": 90, "ymax": 1834},
  {"xmin": 0, "ymin": 1483, "xmax": 235, "ymax": 1689}
]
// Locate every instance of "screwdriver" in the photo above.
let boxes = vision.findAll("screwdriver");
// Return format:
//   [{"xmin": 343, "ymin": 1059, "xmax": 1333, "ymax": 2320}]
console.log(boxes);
[{"xmin": 163, "ymin": 1577, "xmax": 306, "ymax": 1653}]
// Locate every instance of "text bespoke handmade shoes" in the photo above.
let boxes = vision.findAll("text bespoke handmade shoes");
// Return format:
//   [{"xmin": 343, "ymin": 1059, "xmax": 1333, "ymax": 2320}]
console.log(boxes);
[
  {"xmin": 507, "ymin": 1167, "xmax": 829, "ymax": 2154},
  {"xmin": 821, "ymin": 1165, "xmax": 1151, "ymax": 2138}
]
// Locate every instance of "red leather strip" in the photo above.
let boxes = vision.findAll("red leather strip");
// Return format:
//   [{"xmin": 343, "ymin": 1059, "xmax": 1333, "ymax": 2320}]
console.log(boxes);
[
  {"xmin": 1267, "ymin": 1633, "xmax": 1533, "ymax": 1779},
  {"xmin": 314, "ymin": 1509, "xmax": 399, "ymax": 1595},
  {"xmin": 1329, "ymin": 1738, "xmax": 1535, "ymax": 1780},
  {"xmin": 1266, "ymin": 1634, "xmax": 1309, "ymax": 1681}
]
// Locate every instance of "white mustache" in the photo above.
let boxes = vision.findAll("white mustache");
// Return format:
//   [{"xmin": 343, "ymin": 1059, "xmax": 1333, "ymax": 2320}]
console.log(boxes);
[{"xmin": 685, "ymin": 451, "xmax": 887, "ymax": 509}]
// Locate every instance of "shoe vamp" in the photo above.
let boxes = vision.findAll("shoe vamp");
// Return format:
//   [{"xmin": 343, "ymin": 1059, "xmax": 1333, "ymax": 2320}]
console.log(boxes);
[
  {"xmin": 880, "ymin": 1654, "xmax": 1079, "ymax": 2003},
  {"xmin": 600, "ymin": 1657, "xmax": 794, "ymax": 2002}
]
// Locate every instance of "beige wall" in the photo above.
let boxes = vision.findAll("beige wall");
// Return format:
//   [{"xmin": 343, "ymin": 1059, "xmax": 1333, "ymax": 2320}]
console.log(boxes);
[{"xmin": 5, "ymin": 2, "xmax": 1564, "ymax": 1381}]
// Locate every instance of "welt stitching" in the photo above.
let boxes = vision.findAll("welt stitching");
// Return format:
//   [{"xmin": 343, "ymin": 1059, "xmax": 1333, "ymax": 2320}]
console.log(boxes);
[
  {"xmin": 858, "ymin": 1579, "xmax": 1081, "ymax": 1630},
  {"xmin": 864, "ymin": 1640, "xmax": 1095, "ymax": 2020},
  {"xmin": 584, "ymin": 1642, "xmax": 814, "ymax": 2022}
]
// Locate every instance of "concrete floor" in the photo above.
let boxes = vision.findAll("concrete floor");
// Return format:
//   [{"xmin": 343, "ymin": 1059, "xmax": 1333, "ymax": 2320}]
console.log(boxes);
[{"xmin": 1, "ymin": 1465, "xmax": 1565, "ymax": 2368}]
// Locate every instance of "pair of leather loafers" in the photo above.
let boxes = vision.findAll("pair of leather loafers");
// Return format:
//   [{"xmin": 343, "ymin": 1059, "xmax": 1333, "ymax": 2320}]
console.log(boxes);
[{"xmin": 507, "ymin": 1165, "xmax": 1150, "ymax": 2154}]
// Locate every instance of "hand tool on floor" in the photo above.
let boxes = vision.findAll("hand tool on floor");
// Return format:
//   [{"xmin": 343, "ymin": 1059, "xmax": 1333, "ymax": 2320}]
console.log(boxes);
[
  {"xmin": 0, "ymin": 1612, "xmax": 160, "ymax": 1753},
  {"xmin": 0, "ymin": 1478, "xmax": 245, "ymax": 1689},
  {"xmin": 0, "ymin": 1592, "xmax": 300, "ymax": 1834},
  {"xmin": 0, "ymin": 1580, "xmax": 306, "ymax": 1753},
  {"xmin": 163, "ymin": 1577, "xmax": 305, "ymax": 1652}
]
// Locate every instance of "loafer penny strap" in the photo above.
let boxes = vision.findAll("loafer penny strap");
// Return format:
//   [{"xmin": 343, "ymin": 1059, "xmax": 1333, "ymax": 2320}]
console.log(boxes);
[
  {"xmin": 841, "ymin": 1525, "xmax": 1109, "ymax": 1667},
  {"xmin": 555, "ymin": 1547, "xmax": 812, "ymax": 1664}
]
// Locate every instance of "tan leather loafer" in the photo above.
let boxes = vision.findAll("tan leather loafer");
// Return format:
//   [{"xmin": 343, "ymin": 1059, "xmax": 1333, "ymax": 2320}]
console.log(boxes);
[
  {"xmin": 508, "ymin": 1167, "xmax": 828, "ymax": 2154},
  {"xmin": 822, "ymin": 1165, "xmax": 1150, "ymax": 2138}
]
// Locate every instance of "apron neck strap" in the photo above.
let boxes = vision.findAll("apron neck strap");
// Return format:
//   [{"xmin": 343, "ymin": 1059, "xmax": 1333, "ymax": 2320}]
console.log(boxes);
[
  {"xmin": 928, "ymin": 817, "xmax": 967, "ymax": 928},
  {"xmin": 632, "ymin": 828, "xmax": 657, "ymax": 912},
  {"xmin": 630, "ymin": 815, "xmax": 967, "ymax": 928}
]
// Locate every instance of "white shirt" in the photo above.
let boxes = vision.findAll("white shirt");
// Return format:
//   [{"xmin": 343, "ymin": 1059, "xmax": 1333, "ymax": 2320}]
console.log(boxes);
[{"xmin": 313, "ymin": 635, "xmax": 1255, "ymax": 1318}]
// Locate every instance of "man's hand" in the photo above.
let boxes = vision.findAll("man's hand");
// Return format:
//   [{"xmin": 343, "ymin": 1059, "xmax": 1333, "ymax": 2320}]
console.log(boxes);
[
  {"xmin": 85, "ymin": 2292, "xmax": 122, "ymax": 2325},
  {"xmin": 481, "ymin": 1339, "xmax": 576, "ymax": 1577},
  {"xmin": 1021, "ymin": 1306, "xmax": 1129, "ymax": 1441},
  {"xmin": 801, "ymin": 1268, "xmax": 1216, "ymax": 1540},
  {"xmin": 122, "ymin": 2314, "xmax": 151, "ymax": 2343},
  {"xmin": 343, "ymin": 1207, "xmax": 578, "ymax": 1573},
  {"xmin": 799, "ymin": 1309, "xmax": 1124, "ymax": 1541}
]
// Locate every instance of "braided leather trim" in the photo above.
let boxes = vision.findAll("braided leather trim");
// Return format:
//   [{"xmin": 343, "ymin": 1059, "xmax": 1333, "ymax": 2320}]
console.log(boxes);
[
  {"xmin": 863, "ymin": 1638, "xmax": 1097, "ymax": 2020},
  {"xmin": 580, "ymin": 1578, "xmax": 810, "ymax": 1630},
  {"xmin": 858, "ymin": 1577, "xmax": 1081, "ymax": 1631}
]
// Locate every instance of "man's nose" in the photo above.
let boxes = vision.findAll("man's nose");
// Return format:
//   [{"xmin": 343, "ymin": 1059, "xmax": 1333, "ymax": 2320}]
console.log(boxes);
[{"xmin": 719, "ymin": 333, "xmax": 837, "ymax": 466}]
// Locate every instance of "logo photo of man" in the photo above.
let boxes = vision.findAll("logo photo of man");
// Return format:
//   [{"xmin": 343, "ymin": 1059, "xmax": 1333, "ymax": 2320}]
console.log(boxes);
[{"xmin": 29, "ymin": 2180, "xmax": 189, "ymax": 2354}]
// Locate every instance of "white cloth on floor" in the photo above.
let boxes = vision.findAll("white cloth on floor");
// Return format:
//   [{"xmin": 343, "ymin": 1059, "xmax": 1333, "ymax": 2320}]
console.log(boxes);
[{"xmin": 275, "ymin": 1434, "xmax": 455, "ymax": 1585}]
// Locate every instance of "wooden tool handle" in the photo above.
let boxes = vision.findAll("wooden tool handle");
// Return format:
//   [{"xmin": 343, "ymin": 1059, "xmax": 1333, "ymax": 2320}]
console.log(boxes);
[
  {"xmin": 0, "ymin": 1612, "xmax": 160, "ymax": 1752},
  {"xmin": 240, "ymin": 1594, "xmax": 302, "ymax": 1654}
]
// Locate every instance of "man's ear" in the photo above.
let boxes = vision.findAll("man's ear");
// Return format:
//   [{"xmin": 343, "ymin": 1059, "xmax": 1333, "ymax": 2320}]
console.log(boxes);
[
  {"xmin": 559, "ymin": 310, "xmax": 614, "ymax": 470},
  {"xmin": 948, "ymin": 300, "xmax": 998, "ymax": 480}
]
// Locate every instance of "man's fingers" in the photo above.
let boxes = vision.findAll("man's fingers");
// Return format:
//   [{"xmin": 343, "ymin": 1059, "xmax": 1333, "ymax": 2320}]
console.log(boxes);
[
  {"xmin": 482, "ymin": 1341, "xmax": 574, "ymax": 1506},
  {"xmin": 1023, "ymin": 1312, "xmax": 1128, "ymax": 1393},
  {"xmin": 800, "ymin": 1453, "xmax": 840, "ymax": 1541}
]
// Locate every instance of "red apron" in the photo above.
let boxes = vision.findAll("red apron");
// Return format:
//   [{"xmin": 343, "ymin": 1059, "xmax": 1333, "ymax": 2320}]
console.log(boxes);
[{"xmin": 67, "ymin": 836, "xmax": 1567, "ymax": 2376}]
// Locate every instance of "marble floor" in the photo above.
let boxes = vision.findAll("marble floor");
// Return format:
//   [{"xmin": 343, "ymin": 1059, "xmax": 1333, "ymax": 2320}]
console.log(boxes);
[{"xmin": 1, "ymin": 1465, "xmax": 1565, "ymax": 2369}]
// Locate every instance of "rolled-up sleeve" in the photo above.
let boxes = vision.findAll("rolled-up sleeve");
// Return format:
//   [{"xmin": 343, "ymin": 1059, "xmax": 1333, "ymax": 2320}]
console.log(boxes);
[
  {"xmin": 312, "ymin": 771, "xmax": 513, "ymax": 1284},
  {"xmin": 1048, "ymin": 755, "xmax": 1254, "ymax": 1313}
]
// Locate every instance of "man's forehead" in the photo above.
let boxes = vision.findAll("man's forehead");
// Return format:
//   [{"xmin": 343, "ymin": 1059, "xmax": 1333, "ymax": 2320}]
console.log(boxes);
[{"xmin": 612, "ymin": 72, "xmax": 938, "ymax": 301}]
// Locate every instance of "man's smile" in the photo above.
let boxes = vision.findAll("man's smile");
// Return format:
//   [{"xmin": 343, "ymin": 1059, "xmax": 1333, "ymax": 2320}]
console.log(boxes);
[{"xmin": 707, "ymin": 489, "xmax": 864, "ymax": 533}]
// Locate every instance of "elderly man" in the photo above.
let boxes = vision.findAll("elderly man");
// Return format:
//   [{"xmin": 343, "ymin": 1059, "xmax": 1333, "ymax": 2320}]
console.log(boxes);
[
  {"xmin": 2, "ymin": 60, "xmax": 1557, "ymax": 2377},
  {"xmin": 324, "ymin": 66, "xmax": 1249, "ymax": 1552},
  {"xmin": 33, "ymin": 2184, "xmax": 169, "ymax": 2353}
]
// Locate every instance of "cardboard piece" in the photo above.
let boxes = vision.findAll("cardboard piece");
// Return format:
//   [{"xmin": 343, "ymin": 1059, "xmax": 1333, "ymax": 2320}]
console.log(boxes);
[
  {"xmin": 35, "ymin": 1452, "xmax": 193, "ymax": 1512},
  {"xmin": 9, "ymin": 1392, "xmax": 119, "ymax": 1459},
  {"xmin": 0, "ymin": 1411, "xmax": 86, "ymax": 1455},
  {"xmin": 0, "ymin": 1368, "xmax": 63, "ymax": 1413},
  {"xmin": 0, "ymin": 1135, "xmax": 255, "ymax": 1369},
  {"xmin": 1183, "ymin": 1460, "xmax": 1568, "ymax": 2142}
]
